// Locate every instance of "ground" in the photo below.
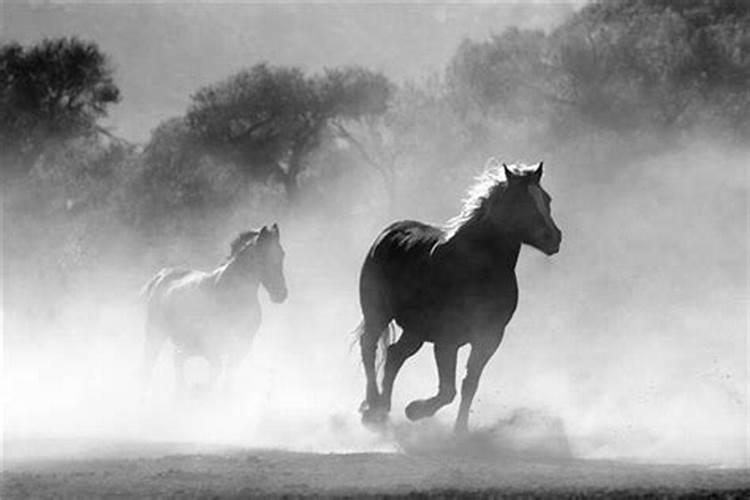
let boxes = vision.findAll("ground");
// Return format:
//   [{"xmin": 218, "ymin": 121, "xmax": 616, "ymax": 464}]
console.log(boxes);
[{"xmin": 2, "ymin": 440, "xmax": 748, "ymax": 499}]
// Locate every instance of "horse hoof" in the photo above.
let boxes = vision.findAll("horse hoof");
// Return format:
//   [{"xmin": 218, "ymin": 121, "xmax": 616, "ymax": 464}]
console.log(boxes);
[
  {"xmin": 362, "ymin": 415, "xmax": 388, "ymax": 432},
  {"xmin": 405, "ymin": 400, "xmax": 427, "ymax": 421},
  {"xmin": 453, "ymin": 423, "xmax": 469, "ymax": 437},
  {"xmin": 360, "ymin": 403, "xmax": 389, "ymax": 430},
  {"xmin": 358, "ymin": 399, "xmax": 371, "ymax": 414}
]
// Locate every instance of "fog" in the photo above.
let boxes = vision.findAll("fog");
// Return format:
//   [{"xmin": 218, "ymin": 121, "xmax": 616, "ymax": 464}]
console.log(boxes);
[
  {"xmin": 3, "ymin": 136, "xmax": 747, "ymax": 467},
  {"xmin": 2, "ymin": 0, "xmax": 748, "ymax": 473}
]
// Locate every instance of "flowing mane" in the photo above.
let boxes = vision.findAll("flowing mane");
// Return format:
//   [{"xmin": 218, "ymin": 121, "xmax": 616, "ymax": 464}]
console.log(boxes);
[
  {"xmin": 444, "ymin": 160, "xmax": 539, "ymax": 239},
  {"xmin": 228, "ymin": 230, "xmax": 259, "ymax": 259}
]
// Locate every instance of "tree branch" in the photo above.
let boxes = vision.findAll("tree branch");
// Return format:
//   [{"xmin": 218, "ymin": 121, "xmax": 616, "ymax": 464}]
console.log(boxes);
[
  {"xmin": 94, "ymin": 125, "xmax": 134, "ymax": 147},
  {"xmin": 331, "ymin": 121, "xmax": 387, "ymax": 176},
  {"xmin": 332, "ymin": 120, "xmax": 397, "ymax": 214},
  {"xmin": 228, "ymin": 115, "xmax": 276, "ymax": 144}
]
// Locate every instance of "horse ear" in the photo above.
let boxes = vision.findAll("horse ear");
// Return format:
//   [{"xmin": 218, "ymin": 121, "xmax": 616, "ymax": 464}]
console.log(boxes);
[
  {"xmin": 532, "ymin": 162, "xmax": 543, "ymax": 183},
  {"xmin": 503, "ymin": 163, "xmax": 519, "ymax": 183},
  {"xmin": 259, "ymin": 225, "xmax": 270, "ymax": 239},
  {"xmin": 271, "ymin": 223, "xmax": 279, "ymax": 236}
]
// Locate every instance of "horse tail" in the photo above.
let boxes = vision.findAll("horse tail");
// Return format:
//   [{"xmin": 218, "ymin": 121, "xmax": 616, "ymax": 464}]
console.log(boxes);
[
  {"xmin": 350, "ymin": 320, "xmax": 366, "ymax": 354},
  {"xmin": 353, "ymin": 318, "xmax": 396, "ymax": 374},
  {"xmin": 380, "ymin": 323, "xmax": 397, "ymax": 366}
]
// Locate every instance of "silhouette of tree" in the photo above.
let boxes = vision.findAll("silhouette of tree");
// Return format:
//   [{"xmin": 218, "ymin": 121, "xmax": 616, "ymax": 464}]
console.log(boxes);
[
  {"xmin": 446, "ymin": 0, "xmax": 750, "ymax": 137},
  {"xmin": 186, "ymin": 63, "xmax": 392, "ymax": 200},
  {"xmin": 0, "ymin": 37, "xmax": 120, "ymax": 180}
]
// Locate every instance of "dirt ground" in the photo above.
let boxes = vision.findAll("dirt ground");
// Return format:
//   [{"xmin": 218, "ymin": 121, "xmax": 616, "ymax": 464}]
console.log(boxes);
[{"xmin": 2, "ymin": 439, "xmax": 748, "ymax": 499}]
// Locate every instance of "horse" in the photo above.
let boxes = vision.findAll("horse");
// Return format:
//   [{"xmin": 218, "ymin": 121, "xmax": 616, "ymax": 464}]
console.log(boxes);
[
  {"xmin": 141, "ymin": 224, "xmax": 287, "ymax": 394},
  {"xmin": 357, "ymin": 159, "xmax": 561, "ymax": 434}
]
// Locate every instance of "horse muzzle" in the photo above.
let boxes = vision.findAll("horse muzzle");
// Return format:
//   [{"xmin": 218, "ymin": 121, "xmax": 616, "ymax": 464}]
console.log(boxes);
[
  {"xmin": 542, "ymin": 242, "xmax": 560, "ymax": 256},
  {"xmin": 532, "ymin": 228, "xmax": 562, "ymax": 256},
  {"xmin": 269, "ymin": 288, "xmax": 288, "ymax": 303}
]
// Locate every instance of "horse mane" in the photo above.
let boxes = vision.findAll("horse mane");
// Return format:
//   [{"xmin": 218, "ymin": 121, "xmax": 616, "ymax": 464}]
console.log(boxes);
[
  {"xmin": 443, "ymin": 161, "xmax": 539, "ymax": 239},
  {"xmin": 228, "ymin": 230, "xmax": 259, "ymax": 259}
]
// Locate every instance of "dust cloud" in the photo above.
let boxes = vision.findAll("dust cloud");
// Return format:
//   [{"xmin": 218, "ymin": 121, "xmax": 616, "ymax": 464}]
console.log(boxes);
[
  {"xmin": 3, "ymin": 134, "xmax": 747, "ymax": 468},
  {"xmin": 1, "ymin": 0, "xmax": 747, "ymax": 472}
]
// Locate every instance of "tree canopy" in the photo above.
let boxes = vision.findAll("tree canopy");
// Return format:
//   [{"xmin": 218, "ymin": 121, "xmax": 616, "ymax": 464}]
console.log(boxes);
[
  {"xmin": 446, "ymin": 0, "xmax": 750, "ymax": 137},
  {"xmin": 0, "ymin": 37, "xmax": 120, "ymax": 179},
  {"xmin": 185, "ymin": 63, "xmax": 392, "ymax": 199}
]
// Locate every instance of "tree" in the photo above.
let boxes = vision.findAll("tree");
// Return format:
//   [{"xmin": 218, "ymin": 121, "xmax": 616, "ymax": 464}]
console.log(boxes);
[
  {"xmin": 555, "ymin": 0, "xmax": 750, "ymax": 134},
  {"xmin": 445, "ymin": 0, "xmax": 750, "ymax": 139},
  {"xmin": 185, "ymin": 63, "xmax": 392, "ymax": 200},
  {"xmin": 127, "ymin": 117, "xmax": 246, "ymax": 230},
  {"xmin": 447, "ymin": 28, "xmax": 559, "ymax": 119},
  {"xmin": 0, "ymin": 37, "xmax": 121, "ymax": 180},
  {"xmin": 333, "ymin": 76, "xmax": 480, "ymax": 216}
]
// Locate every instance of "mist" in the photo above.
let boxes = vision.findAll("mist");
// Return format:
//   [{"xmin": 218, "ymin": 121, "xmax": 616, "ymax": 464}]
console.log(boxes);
[
  {"xmin": 3, "ymin": 136, "xmax": 746, "ymax": 468},
  {"xmin": 2, "ymin": 0, "xmax": 748, "ymax": 475}
]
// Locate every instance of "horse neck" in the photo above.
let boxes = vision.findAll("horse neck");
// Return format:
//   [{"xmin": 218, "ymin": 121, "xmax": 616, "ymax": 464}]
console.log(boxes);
[
  {"xmin": 213, "ymin": 254, "xmax": 261, "ymax": 296},
  {"xmin": 443, "ymin": 216, "xmax": 521, "ymax": 270}
]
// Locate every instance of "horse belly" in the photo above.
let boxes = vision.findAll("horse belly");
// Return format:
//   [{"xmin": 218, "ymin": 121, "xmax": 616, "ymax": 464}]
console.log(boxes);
[
  {"xmin": 169, "ymin": 316, "xmax": 259, "ymax": 358},
  {"xmin": 163, "ymin": 292, "xmax": 261, "ymax": 359},
  {"xmin": 396, "ymin": 288, "xmax": 517, "ymax": 345},
  {"xmin": 393, "ymin": 296, "xmax": 465, "ymax": 344}
]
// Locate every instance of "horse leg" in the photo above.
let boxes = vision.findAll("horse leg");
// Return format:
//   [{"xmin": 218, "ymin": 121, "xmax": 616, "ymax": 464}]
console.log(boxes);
[
  {"xmin": 223, "ymin": 355, "xmax": 239, "ymax": 396},
  {"xmin": 359, "ymin": 319, "xmax": 389, "ymax": 425},
  {"xmin": 454, "ymin": 334, "xmax": 502, "ymax": 434},
  {"xmin": 140, "ymin": 320, "xmax": 165, "ymax": 392},
  {"xmin": 173, "ymin": 349, "xmax": 187, "ymax": 398},
  {"xmin": 206, "ymin": 356, "xmax": 222, "ymax": 394},
  {"xmin": 380, "ymin": 331, "xmax": 423, "ymax": 413},
  {"xmin": 405, "ymin": 342, "xmax": 458, "ymax": 421},
  {"xmin": 224, "ymin": 337, "xmax": 252, "ymax": 395}
]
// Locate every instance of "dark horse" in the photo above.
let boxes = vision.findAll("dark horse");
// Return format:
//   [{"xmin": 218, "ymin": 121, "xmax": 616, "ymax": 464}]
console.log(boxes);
[
  {"xmin": 141, "ymin": 224, "xmax": 287, "ymax": 393},
  {"xmin": 358, "ymin": 160, "xmax": 561, "ymax": 433}
]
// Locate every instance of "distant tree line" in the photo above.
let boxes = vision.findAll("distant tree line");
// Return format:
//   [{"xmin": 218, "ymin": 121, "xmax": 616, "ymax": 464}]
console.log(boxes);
[
  {"xmin": 447, "ymin": 0, "xmax": 750, "ymax": 138},
  {"xmin": 0, "ymin": 37, "xmax": 120, "ymax": 180}
]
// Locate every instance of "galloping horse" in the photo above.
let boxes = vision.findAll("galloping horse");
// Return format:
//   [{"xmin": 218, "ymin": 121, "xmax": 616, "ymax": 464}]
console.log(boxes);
[
  {"xmin": 357, "ymin": 160, "xmax": 561, "ymax": 433},
  {"xmin": 141, "ymin": 224, "xmax": 287, "ymax": 393}
]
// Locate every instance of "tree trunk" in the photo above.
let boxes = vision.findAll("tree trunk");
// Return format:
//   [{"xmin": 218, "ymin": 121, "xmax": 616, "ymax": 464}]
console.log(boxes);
[
  {"xmin": 281, "ymin": 170, "xmax": 300, "ymax": 203},
  {"xmin": 282, "ymin": 125, "xmax": 321, "ymax": 205}
]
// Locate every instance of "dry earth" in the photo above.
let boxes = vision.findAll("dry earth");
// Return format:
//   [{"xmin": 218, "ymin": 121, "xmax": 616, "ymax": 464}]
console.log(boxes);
[{"xmin": 2, "ymin": 439, "xmax": 748, "ymax": 499}]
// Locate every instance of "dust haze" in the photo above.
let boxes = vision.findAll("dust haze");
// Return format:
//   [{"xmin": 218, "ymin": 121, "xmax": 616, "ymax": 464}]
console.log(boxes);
[
  {"xmin": 2, "ymin": 0, "xmax": 748, "ymax": 473},
  {"xmin": 4, "ymin": 139, "xmax": 745, "ymax": 468}
]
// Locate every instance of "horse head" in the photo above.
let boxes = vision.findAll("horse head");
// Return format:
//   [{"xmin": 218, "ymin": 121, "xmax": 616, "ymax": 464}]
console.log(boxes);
[
  {"xmin": 256, "ymin": 223, "xmax": 288, "ymax": 303},
  {"xmin": 487, "ymin": 160, "xmax": 562, "ymax": 255}
]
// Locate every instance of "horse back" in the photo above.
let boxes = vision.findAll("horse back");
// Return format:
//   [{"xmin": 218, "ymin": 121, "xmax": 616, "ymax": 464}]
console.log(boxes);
[
  {"xmin": 361, "ymin": 220, "xmax": 519, "ymax": 341},
  {"xmin": 143, "ymin": 263, "xmax": 261, "ymax": 356},
  {"xmin": 360, "ymin": 220, "xmax": 443, "ymax": 318},
  {"xmin": 142, "ymin": 267, "xmax": 201, "ymax": 304}
]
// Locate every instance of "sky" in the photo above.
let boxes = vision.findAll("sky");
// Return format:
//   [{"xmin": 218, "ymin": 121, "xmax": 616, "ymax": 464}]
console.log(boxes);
[{"xmin": 1, "ymin": 1, "xmax": 579, "ymax": 142}]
